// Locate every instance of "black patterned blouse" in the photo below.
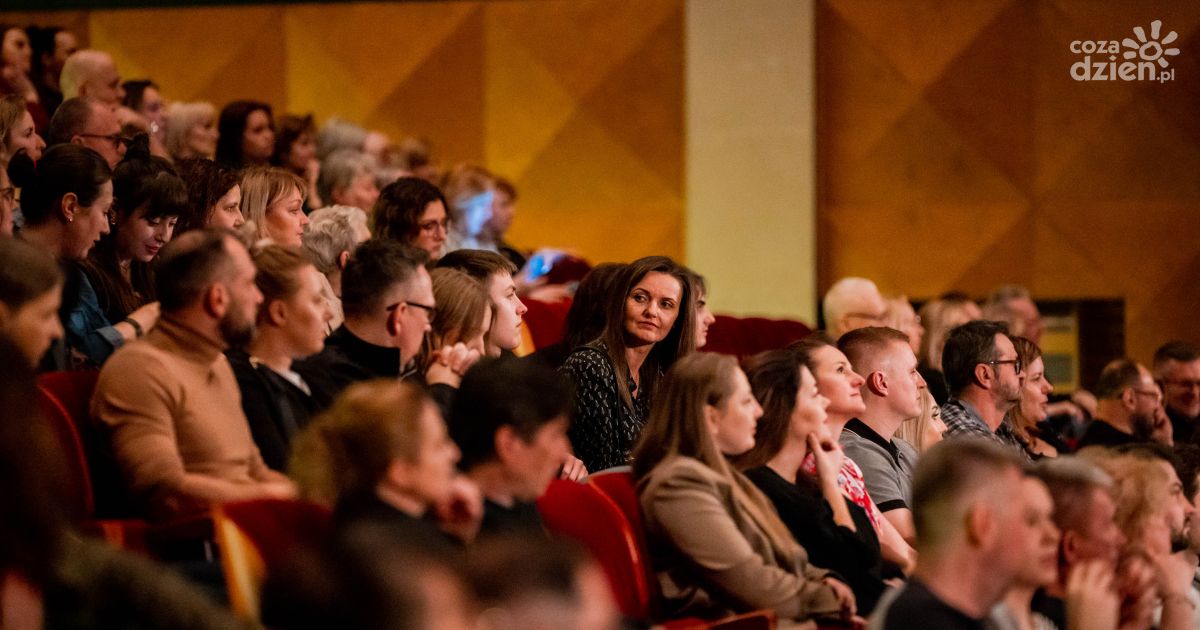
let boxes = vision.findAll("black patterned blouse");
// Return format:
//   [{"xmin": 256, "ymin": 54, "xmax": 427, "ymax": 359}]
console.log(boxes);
[{"xmin": 559, "ymin": 342, "xmax": 652, "ymax": 472}]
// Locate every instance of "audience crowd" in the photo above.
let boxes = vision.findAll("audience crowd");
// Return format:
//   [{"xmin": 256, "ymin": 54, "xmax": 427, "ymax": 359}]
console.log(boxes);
[{"xmin": 2, "ymin": 25, "xmax": 1200, "ymax": 630}]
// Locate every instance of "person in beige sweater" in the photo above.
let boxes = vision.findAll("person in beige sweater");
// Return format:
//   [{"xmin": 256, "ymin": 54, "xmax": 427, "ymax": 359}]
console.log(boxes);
[
  {"xmin": 93, "ymin": 229, "xmax": 295, "ymax": 521},
  {"xmin": 632, "ymin": 353, "xmax": 855, "ymax": 627}
]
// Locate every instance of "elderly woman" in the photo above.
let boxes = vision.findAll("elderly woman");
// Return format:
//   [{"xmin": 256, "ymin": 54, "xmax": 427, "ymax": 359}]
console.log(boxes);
[
  {"xmin": 241, "ymin": 166, "xmax": 309, "ymax": 247},
  {"xmin": 300, "ymin": 205, "xmax": 371, "ymax": 332},
  {"xmin": 318, "ymin": 149, "xmax": 379, "ymax": 212},
  {"xmin": 164, "ymin": 101, "xmax": 218, "ymax": 161}
]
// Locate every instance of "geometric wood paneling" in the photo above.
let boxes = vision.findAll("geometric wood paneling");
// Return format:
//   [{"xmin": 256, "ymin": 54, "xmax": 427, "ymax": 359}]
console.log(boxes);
[
  {"xmin": 818, "ymin": 0, "xmax": 1200, "ymax": 362},
  {"xmin": 14, "ymin": 1, "xmax": 684, "ymax": 263}
]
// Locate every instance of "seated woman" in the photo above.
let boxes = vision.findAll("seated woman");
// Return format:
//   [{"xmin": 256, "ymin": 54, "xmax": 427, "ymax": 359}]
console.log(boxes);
[
  {"xmin": 423, "ymin": 267, "xmax": 490, "ymax": 417},
  {"xmin": 789, "ymin": 335, "xmax": 917, "ymax": 574},
  {"xmin": 318, "ymin": 149, "xmax": 379, "ymax": 213},
  {"xmin": 164, "ymin": 101, "xmax": 218, "ymax": 161},
  {"xmin": 893, "ymin": 388, "xmax": 947, "ymax": 453},
  {"xmin": 216, "ymin": 100, "xmax": 274, "ymax": 170},
  {"xmin": 1008, "ymin": 336, "xmax": 1066, "ymax": 459},
  {"xmin": 560, "ymin": 256, "xmax": 695, "ymax": 472},
  {"xmin": 9, "ymin": 144, "xmax": 113, "ymax": 370},
  {"xmin": 272, "ymin": 113, "xmax": 322, "ymax": 210},
  {"xmin": 173, "ymin": 158, "xmax": 244, "ymax": 233},
  {"xmin": 529, "ymin": 262, "xmax": 626, "ymax": 369},
  {"xmin": 372, "ymin": 176, "xmax": 450, "ymax": 261},
  {"xmin": 76, "ymin": 137, "xmax": 184, "ymax": 364},
  {"xmin": 733, "ymin": 349, "xmax": 889, "ymax": 613},
  {"xmin": 685, "ymin": 268, "xmax": 717, "ymax": 350},
  {"xmin": 0, "ymin": 237, "xmax": 63, "ymax": 366},
  {"xmin": 229, "ymin": 244, "xmax": 336, "ymax": 471},
  {"xmin": 241, "ymin": 166, "xmax": 309, "ymax": 247},
  {"xmin": 633, "ymin": 353, "xmax": 855, "ymax": 624},
  {"xmin": 300, "ymin": 205, "xmax": 371, "ymax": 333},
  {"xmin": 290, "ymin": 380, "xmax": 483, "ymax": 548}
]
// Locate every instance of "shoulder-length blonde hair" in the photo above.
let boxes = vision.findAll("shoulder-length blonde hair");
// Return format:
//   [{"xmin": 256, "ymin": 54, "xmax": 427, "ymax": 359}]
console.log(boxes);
[
  {"xmin": 164, "ymin": 101, "xmax": 216, "ymax": 161},
  {"xmin": 240, "ymin": 166, "xmax": 307, "ymax": 241},
  {"xmin": 425, "ymin": 267, "xmax": 489, "ymax": 361},
  {"xmin": 895, "ymin": 388, "xmax": 940, "ymax": 452},
  {"xmin": 631, "ymin": 353, "xmax": 799, "ymax": 557},
  {"xmin": 289, "ymin": 380, "xmax": 432, "ymax": 507}
]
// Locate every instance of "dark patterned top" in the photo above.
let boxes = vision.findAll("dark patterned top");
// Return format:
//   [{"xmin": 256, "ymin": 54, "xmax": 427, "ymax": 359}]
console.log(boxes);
[
  {"xmin": 559, "ymin": 343, "xmax": 651, "ymax": 472},
  {"xmin": 941, "ymin": 398, "xmax": 1032, "ymax": 463}
]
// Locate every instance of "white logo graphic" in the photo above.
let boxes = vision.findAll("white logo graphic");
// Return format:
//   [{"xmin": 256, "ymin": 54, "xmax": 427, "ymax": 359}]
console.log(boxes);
[{"xmin": 1070, "ymin": 20, "xmax": 1179, "ymax": 82}]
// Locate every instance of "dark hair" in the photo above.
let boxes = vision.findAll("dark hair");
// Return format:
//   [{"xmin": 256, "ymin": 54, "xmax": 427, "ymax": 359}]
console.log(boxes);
[
  {"xmin": 340, "ymin": 239, "xmax": 428, "ymax": 319},
  {"xmin": 563, "ymin": 262, "xmax": 626, "ymax": 352},
  {"xmin": 8, "ymin": 143, "xmax": 111, "ymax": 227},
  {"xmin": 372, "ymin": 177, "xmax": 449, "ymax": 244},
  {"xmin": 837, "ymin": 326, "xmax": 911, "ymax": 372},
  {"xmin": 941, "ymin": 320, "xmax": 1009, "ymax": 396},
  {"xmin": 466, "ymin": 533, "xmax": 591, "ymax": 609},
  {"xmin": 154, "ymin": 229, "xmax": 236, "ymax": 312},
  {"xmin": 0, "ymin": 237, "xmax": 62, "ymax": 310},
  {"xmin": 26, "ymin": 26, "xmax": 64, "ymax": 80},
  {"xmin": 1011, "ymin": 336, "xmax": 1042, "ymax": 370},
  {"xmin": 121, "ymin": 79, "xmax": 157, "ymax": 112},
  {"xmin": 1093, "ymin": 359, "xmax": 1144, "ymax": 400},
  {"xmin": 449, "ymin": 357, "xmax": 571, "ymax": 470},
  {"xmin": 1155, "ymin": 341, "xmax": 1199, "ymax": 368},
  {"xmin": 80, "ymin": 137, "xmax": 186, "ymax": 319},
  {"xmin": 253, "ymin": 244, "xmax": 311, "ymax": 324},
  {"xmin": 435, "ymin": 248, "xmax": 518, "ymax": 280},
  {"xmin": 46, "ymin": 97, "xmax": 93, "ymax": 146},
  {"xmin": 599, "ymin": 256, "xmax": 696, "ymax": 409},
  {"xmin": 786, "ymin": 332, "xmax": 836, "ymax": 375},
  {"xmin": 0, "ymin": 334, "xmax": 69, "ymax": 585},
  {"xmin": 271, "ymin": 113, "xmax": 315, "ymax": 169},
  {"xmin": 733, "ymin": 348, "xmax": 807, "ymax": 469},
  {"xmin": 1173, "ymin": 444, "xmax": 1200, "ymax": 501},
  {"xmin": 174, "ymin": 158, "xmax": 240, "ymax": 234},
  {"xmin": 216, "ymin": 100, "xmax": 273, "ymax": 168}
]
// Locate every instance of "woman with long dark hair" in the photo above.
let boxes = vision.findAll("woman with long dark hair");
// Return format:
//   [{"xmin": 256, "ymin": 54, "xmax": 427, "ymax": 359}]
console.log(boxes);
[
  {"xmin": 216, "ymin": 100, "xmax": 274, "ymax": 169},
  {"xmin": 560, "ymin": 256, "xmax": 695, "ymax": 472}
]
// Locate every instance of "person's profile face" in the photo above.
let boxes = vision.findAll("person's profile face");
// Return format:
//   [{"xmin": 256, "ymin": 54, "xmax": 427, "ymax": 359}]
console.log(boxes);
[
  {"xmin": 707, "ymin": 368, "xmax": 763, "ymax": 456},
  {"xmin": 207, "ymin": 184, "xmax": 244, "ymax": 229},
  {"xmin": 485, "ymin": 272, "xmax": 526, "ymax": 356},
  {"xmin": 278, "ymin": 264, "xmax": 332, "ymax": 359},
  {"xmin": 66, "ymin": 180, "xmax": 113, "ymax": 260},
  {"xmin": 5, "ymin": 285, "xmax": 64, "ymax": 366},
  {"xmin": 7, "ymin": 111, "xmax": 45, "ymax": 162},
  {"xmin": 263, "ymin": 186, "xmax": 308, "ymax": 247},
  {"xmin": 241, "ymin": 110, "xmax": 275, "ymax": 163},
  {"xmin": 185, "ymin": 115, "xmax": 218, "ymax": 159},
  {"xmin": 811, "ymin": 345, "xmax": 866, "ymax": 418},
  {"xmin": 507, "ymin": 417, "xmax": 570, "ymax": 501},
  {"xmin": 1018, "ymin": 356, "xmax": 1053, "ymax": 424},
  {"xmin": 218, "ymin": 240, "xmax": 263, "ymax": 347},
  {"xmin": 397, "ymin": 266, "xmax": 435, "ymax": 366},
  {"xmin": 790, "ymin": 365, "xmax": 832, "ymax": 445}
]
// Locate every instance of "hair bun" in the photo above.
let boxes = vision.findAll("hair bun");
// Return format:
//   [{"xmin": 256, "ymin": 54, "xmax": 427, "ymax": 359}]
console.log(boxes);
[
  {"xmin": 6, "ymin": 149, "xmax": 37, "ymax": 189},
  {"xmin": 122, "ymin": 133, "xmax": 152, "ymax": 163}
]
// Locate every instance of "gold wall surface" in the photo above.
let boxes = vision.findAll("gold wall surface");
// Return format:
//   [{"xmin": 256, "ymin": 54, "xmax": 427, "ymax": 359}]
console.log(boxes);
[
  {"xmin": 9, "ymin": 1, "xmax": 684, "ymax": 263},
  {"xmin": 816, "ymin": 0, "xmax": 1200, "ymax": 362}
]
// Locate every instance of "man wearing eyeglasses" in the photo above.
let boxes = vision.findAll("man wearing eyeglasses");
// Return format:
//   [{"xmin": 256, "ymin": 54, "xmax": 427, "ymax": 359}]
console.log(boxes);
[
  {"xmin": 938, "ymin": 320, "xmax": 1029, "ymax": 458},
  {"xmin": 1077, "ymin": 359, "xmax": 1164, "ymax": 449},
  {"xmin": 1153, "ymin": 341, "xmax": 1200, "ymax": 444},
  {"xmin": 46, "ymin": 97, "xmax": 128, "ymax": 169}
]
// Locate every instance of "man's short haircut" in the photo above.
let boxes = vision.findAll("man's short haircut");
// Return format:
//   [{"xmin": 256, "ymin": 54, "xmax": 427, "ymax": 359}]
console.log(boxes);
[
  {"xmin": 435, "ymin": 248, "xmax": 518, "ymax": 281},
  {"xmin": 302, "ymin": 205, "xmax": 369, "ymax": 275},
  {"xmin": 339, "ymin": 239, "xmax": 427, "ymax": 319},
  {"xmin": 1092, "ymin": 358, "xmax": 1144, "ymax": 400},
  {"xmin": 448, "ymin": 357, "xmax": 571, "ymax": 470},
  {"xmin": 1154, "ymin": 341, "xmax": 1200, "ymax": 370},
  {"xmin": 1032, "ymin": 456, "xmax": 1113, "ymax": 534},
  {"xmin": 466, "ymin": 533, "xmax": 592, "ymax": 611},
  {"xmin": 46, "ymin": 97, "xmax": 93, "ymax": 146},
  {"xmin": 837, "ymin": 326, "xmax": 911, "ymax": 374},
  {"xmin": 912, "ymin": 437, "xmax": 1025, "ymax": 553},
  {"xmin": 941, "ymin": 320, "xmax": 1009, "ymax": 396},
  {"xmin": 155, "ymin": 229, "xmax": 237, "ymax": 312}
]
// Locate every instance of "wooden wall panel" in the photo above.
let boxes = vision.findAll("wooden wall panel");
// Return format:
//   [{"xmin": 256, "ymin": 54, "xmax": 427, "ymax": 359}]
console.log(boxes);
[
  {"xmin": 818, "ymin": 0, "xmax": 1200, "ymax": 362},
  {"xmin": 12, "ymin": 1, "xmax": 683, "ymax": 263}
]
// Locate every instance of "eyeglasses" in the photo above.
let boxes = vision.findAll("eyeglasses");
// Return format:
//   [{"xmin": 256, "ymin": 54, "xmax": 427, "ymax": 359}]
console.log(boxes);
[
  {"xmin": 983, "ymin": 359, "xmax": 1024, "ymax": 375},
  {"xmin": 386, "ymin": 300, "xmax": 437, "ymax": 322},
  {"xmin": 418, "ymin": 218, "xmax": 449, "ymax": 233},
  {"xmin": 77, "ymin": 133, "xmax": 132, "ymax": 151}
]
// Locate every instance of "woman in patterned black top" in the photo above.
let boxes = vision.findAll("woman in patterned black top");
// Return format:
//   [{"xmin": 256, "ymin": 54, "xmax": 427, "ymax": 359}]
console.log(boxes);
[{"xmin": 559, "ymin": 256, "xmax": 695, "ymax": 472}]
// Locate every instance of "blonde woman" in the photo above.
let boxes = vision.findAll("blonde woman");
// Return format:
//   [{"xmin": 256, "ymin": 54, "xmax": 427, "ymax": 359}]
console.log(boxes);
[
  {"xmin": 164, "ymin": 101, "xmax": 218, "ymax": 161},
  {"xmin": 894, "ymin": 389, "xmax": 947, "ymax": 453},
  {"xmin": 240, "ymin": 166, "xmax": 309, "ymax": 247},
  {"xmin": 633, "ymin": 353, "xmax": 855, "ymax": 624}
]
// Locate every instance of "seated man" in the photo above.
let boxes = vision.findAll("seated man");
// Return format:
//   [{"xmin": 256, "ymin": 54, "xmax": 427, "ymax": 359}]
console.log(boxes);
[
  {"xmin": 448, "ymin": 357, "xmax": 571, "ymax": 536},
  {"xmin": 296, "ymin": 239, "xmax": 432, "ymax": 394},
  {"xmin": 822, "ymin": 277, "xmax": 887, "ymax": 340},
  {"xmin": 939, "ymin": 320, "xmax": 1027, "ymax": 457},
  {"xmin": 1154, "ymin": 341, "xmax": 1200, "ymax": 444},
  {"xmin": 837, "ymin": 327, "xmax": 925, "ymax": 543},
  {"xmin": 876, "ymin": 439, "xmax": 1034, "ymax": 629},
  {"xmin": 92, "ymin": 230, "xmax": 295, "ymax": 521},
  {"xmin": 1077, "ymin": 359, "xmax": 1160, "ymax": 449},
  {"xmin": 435, "ymin": 249, "xmax": 528, "ymax": 357}
]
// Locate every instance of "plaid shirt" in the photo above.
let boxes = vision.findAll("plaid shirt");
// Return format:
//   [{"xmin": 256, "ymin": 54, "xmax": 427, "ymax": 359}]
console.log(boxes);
[{"xmin": 941, "ymin": 399, "xmax": 1032, "ymax": 462}]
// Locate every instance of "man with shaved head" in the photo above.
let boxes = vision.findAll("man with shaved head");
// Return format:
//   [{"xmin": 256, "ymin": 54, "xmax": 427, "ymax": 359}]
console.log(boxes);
[
  {"xmin": 838, "ymin": 326, "xmax": 927, "ymax": 543},
  {"xmin": 59, "ymin": 49, "xmax": 125, "ymax": 106},
  {"xmin": 823, "ymin": 276, "xmax": 888, "ymax": 340}
]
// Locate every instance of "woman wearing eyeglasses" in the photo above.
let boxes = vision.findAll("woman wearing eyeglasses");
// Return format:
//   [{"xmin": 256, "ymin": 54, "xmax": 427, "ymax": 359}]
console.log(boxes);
[
  {"xmin": 371, "ymin": 176, "xmax": 449, "ymax": 261},
  {"xmin": 8, "ymin": 144, "xmax": 118, "ymax": 369},
  {"xmin": 229, "ymin": 244, "xmax": 335, "ymax": 471}
]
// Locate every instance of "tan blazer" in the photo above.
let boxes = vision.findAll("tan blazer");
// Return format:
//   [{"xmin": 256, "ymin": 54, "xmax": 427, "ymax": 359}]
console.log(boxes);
[{"xmin": 638, "ymin": 456, "xmax": 842, "ymax": 625}]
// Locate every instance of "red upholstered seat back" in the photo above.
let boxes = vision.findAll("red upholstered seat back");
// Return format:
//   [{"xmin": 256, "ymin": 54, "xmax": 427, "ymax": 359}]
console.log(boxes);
[
  {"xmin": 537, "ymin": 478, "xmax": 654, "ymax": 619},
  {"xmin": 218, "ymin": 498, "xmax": 332, "ymax": 572},
  {"xmin": 36, "ymin": 382, "xmax": 94, "ymax": 520},
  {"xmin": 702, "ymin": 315, "xmax": 813, "ymax": 359},
  {"xmin": 522, "ymin": 297, "xmax": 572, "ymax": 350}
]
